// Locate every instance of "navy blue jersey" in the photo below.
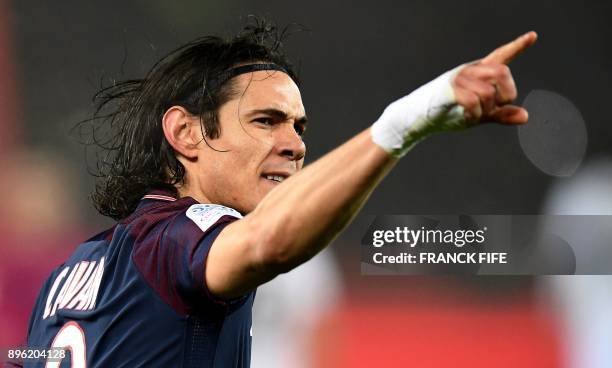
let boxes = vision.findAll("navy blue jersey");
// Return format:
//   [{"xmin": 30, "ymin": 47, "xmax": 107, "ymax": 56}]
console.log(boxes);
[{"xmin": 24, "ymin": 191, "xmax": 253, "ymax": 367}]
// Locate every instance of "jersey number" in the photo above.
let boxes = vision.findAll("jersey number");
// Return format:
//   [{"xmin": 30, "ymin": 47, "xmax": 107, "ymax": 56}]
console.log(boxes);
[{"xmin": 45, "ymin": 321, "xmax": 87, "ymax": 368}]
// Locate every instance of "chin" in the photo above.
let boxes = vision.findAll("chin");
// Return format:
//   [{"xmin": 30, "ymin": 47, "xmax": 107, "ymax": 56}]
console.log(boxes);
[{"xmin": 242, "ymin": 193, "xmax": 268, "ymax": 214}]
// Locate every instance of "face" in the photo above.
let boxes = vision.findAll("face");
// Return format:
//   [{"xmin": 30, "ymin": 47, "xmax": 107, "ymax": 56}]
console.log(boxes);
[{"xmin": 189, "ymin": 70, "xmax": 307, "ymax": 214}]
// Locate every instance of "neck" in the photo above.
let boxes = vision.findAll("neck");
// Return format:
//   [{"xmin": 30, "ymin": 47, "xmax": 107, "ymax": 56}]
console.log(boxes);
[{"xmin": 175, "ymin": 180, "xmax": 211, "ymax": 204}]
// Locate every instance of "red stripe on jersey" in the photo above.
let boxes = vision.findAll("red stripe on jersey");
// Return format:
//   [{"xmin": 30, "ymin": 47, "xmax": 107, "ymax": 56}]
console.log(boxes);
[{"xmin": 142, "ymin": 194, "xmax": 177, "ymax": 202}]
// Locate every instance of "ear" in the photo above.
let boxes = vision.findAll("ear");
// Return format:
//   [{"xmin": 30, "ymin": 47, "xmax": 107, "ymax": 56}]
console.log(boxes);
[{"xmin": 162, "ymin": 106, "xmax": 203, "ymax": 160}]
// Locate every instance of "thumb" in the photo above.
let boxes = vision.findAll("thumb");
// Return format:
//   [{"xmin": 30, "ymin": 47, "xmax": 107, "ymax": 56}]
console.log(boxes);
[{"xmin": 488, "ymin": 105, "xmax": 529, "ymax": 125}]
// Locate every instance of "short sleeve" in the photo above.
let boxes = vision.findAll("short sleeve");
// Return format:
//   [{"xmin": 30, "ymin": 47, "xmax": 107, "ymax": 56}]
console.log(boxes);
[{"xmin": 132, "ymin": 203, "xmax": 243, "ymax": 316}]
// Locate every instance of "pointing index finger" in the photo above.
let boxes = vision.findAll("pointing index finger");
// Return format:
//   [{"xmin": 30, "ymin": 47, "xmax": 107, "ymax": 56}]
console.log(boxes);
[{"xmin": 482, "ymin": 31, "xmax": 538, "ymax": 65}]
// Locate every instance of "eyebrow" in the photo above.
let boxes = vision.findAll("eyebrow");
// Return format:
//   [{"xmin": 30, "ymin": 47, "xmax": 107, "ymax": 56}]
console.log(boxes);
[{"xmin": 246, "ymin": 108, "xmax": 308, "ymax": 126}]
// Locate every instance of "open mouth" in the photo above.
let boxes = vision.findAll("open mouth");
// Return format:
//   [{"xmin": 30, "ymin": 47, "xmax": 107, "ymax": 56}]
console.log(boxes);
[{"xmin": 263, "ymin": 174, "xmax": 288, "ymax": 183}]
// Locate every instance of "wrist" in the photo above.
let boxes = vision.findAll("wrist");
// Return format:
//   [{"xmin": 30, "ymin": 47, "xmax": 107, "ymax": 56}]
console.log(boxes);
[{"xmin": 371, "ymin": 64, "xmax": 466, "ymax": 157}]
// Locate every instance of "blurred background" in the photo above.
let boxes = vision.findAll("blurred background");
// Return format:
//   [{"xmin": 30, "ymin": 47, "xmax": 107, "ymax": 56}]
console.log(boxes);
[{"xmin": 1, "ymin": 0, "xmax": 611, "ymax": 367}]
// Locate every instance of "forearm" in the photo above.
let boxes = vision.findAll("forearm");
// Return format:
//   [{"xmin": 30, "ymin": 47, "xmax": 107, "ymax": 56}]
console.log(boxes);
[{"xmin": 247, "ymin": 128, "xmax": 397, "ymax": 272}]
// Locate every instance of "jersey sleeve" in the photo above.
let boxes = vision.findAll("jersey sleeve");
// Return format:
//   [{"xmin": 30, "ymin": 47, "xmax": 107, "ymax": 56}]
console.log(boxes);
[{"xmin": 132, "ymin": 204, "xmax": 243, "ymax": 316}]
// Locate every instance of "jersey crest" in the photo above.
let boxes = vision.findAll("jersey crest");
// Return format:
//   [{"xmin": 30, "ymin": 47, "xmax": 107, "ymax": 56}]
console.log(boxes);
[{"xmin": 186, "ymin": 204, "xmax": 242, "ymax": 232}]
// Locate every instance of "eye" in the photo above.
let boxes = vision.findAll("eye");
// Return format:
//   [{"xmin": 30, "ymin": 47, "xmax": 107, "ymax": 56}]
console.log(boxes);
[
  {"xmin": 253, "ymin": 117, "xmax": 273, "ymax": 126},
  {"xmin": 294, "ymin": 122, "xmax": 306, "ymax": 136}
]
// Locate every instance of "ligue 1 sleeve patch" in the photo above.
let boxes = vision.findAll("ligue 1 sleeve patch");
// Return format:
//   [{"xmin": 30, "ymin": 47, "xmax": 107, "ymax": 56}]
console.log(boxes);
[{"xmin": 186, "ymin": 204, "xmax": 243, "ymax": 232}]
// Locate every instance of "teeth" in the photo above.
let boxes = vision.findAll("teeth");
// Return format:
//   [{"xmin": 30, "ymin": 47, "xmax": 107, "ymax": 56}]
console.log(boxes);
[{"xmin": 265, "ymin": 175, "xmax": 285, "ymax": 183}]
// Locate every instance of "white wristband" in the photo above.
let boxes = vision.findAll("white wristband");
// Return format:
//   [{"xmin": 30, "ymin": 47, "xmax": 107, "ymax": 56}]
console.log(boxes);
[{"xmin": 371, "ymin": 64, "xmax": 467, "ymax": 158}]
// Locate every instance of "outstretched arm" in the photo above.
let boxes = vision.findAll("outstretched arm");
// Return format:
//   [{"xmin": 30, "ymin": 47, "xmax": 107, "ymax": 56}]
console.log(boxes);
[{"xmin": 206, "ymin": 31, "xmax": 538, "ymax": 300}]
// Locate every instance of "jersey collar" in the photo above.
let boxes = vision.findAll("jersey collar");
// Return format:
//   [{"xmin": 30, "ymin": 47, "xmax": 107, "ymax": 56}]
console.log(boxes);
[
  {"xmin": 140, "ymin": 189, "xmax": 177, "ymax": 202},
  {"xmin": 141, "ymin": 194, "xmax": 177, "ymax": 202}
]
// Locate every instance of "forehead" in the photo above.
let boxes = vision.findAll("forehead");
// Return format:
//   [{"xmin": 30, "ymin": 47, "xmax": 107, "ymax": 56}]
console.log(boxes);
[{"xmin": 231, "ymin": 70, "xmax": 305, "ymax": 116}]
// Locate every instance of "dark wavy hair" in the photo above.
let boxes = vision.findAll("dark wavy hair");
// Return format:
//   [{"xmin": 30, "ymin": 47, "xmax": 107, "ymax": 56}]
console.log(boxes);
[{"xmin": 80, "ymin": 19, "xmax": 300, "ymax": 220}]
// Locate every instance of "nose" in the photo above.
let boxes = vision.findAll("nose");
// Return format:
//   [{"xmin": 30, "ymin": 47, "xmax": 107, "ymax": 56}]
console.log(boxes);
[{"xmin": 274, "ymin": 122, "xmax": 306, "ymax": 161}]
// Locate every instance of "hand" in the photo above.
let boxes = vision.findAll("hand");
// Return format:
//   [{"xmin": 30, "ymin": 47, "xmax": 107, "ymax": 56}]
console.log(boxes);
[{"xmin": 453, "ymin": 31, "xmax": 538, "ymax": 125}]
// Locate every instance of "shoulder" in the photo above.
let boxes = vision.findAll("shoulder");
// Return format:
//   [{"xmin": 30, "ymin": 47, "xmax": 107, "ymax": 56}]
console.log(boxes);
[{"xmin": 130, "ymin": 200, "xmax": 243, "ymax": 251}]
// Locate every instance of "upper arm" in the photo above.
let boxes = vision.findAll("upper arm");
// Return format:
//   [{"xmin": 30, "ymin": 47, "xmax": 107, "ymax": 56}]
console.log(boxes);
[{"xmin": 204, "ymin": 216, "xmax": 281, "ymax": 300}]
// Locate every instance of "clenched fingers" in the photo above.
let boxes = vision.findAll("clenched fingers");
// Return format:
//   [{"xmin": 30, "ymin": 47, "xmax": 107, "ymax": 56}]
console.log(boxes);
[
  {"xmin": 453, "ymin": 75, "xmax": 497, "ymax": 117},
  {"xmin": 459, "ymin": 63, "xmax": 517, "ymax": 104}
]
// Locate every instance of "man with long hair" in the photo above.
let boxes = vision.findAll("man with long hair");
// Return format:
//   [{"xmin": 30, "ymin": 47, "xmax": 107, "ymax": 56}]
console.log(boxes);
[{"xmin": 21, "ymin": 20, "xmax": 536, "ymax": 367}]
